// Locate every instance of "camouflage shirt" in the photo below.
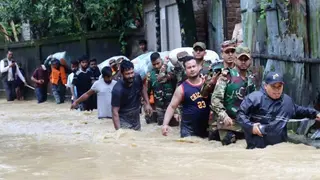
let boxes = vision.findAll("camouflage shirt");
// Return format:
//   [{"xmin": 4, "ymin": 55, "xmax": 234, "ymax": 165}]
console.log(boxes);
[
  {"xmin": 211, "ymin": 68, "xmax": 256, "ymax": 131},
  {"xmin": 200, "ymin": 61, "xmax": 225, "ymax": 98},
  {"xmin": 147, "ymin": 69, "xmax": 175, "ymax": 108},
  {"xmin": 172, "ymin": 65, "xmax": 187, "ymax": 87}
]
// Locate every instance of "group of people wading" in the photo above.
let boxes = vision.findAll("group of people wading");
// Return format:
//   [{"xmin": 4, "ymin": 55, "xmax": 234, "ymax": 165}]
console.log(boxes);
[
  {"xmin": 2, "ymin": 39, "xmax": 320, "ymax": 149},
  {"xmin": 109, "ymin": 40, "xmax": 320, "ymax": 149}
]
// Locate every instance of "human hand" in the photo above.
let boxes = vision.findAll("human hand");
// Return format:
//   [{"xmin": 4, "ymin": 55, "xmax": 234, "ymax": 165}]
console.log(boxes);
[
  {"xmin": 164, "ymin": 56, "xmax": 169, "ymax": 65},
  {"xmin": 210, "ymin": 73, "xmax": 219, "ymax": 85},
  {"xmin": 144, "ymin": 104, "xmax": 153, "ymax": 116},
  {"xmin": 162, "ymin": 125, "xmax": 169, "ymax": 136},
  {"xmin": 223, "ymin": 116, "xmax": 234, "ymax": 126},
  {"xmin": 38, "ymin": 79, "xmax": 44, "ymax": 84},
  {"xmin": 70, "ymin": 101, "xmax": 78, "ymax": 110},
  {"xmin": 252, "ymin": 123, "xmax": 263, "ymax": 137}
]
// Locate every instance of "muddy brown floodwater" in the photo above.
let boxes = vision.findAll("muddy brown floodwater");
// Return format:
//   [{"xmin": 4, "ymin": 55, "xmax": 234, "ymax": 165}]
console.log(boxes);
[{"xmin": 0, "ymin": 100, "xmax": 320, "ymax": 180}]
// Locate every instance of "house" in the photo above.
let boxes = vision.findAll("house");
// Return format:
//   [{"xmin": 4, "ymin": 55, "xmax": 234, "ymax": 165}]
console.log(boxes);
[{"xmin": 143, "ymin": 0, "xmax": 241, "ymax": 53}]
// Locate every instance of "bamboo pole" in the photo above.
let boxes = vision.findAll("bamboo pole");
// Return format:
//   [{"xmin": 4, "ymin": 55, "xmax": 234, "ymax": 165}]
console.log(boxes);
[
  {"xmin": 0, "ymin": 23, "xmax": 11, "ymax": 42},
  {"xmin": 10, "ymin": 20, "xmax": 19, "ymax": 42}
]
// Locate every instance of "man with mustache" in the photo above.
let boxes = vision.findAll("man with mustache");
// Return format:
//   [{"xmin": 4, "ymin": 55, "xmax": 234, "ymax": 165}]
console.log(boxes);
[
  {"xmin": 162, "ymin": 56, "xmax": 210, "ymax": 138},
  {"xmin": 201, "ymin": 40, "xmax": 237, "ymax": 98},
  {"xmin": 237, "ymin": 72, "xmax": 320, "ymax": 149},
  {"xmin": 111, "ymin": 60, "xmax": 152, "ymax": 130},
  {"xmin": 200, "ymin": 40, "xmax": 237, "ymax": 140},
  {"xmin": 211, "ymin": 45, "xmax": 256, "ymax": 145}
]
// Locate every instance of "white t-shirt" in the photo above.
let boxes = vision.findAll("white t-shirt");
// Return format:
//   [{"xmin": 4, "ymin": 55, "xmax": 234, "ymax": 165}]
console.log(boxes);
[
  {"xmin": 66, "ymin": 73, "xmax": 77, "ymax": 97},
  {"xmin": 91, "ymin": 78, "xmax": 117, "ymax": 118}
]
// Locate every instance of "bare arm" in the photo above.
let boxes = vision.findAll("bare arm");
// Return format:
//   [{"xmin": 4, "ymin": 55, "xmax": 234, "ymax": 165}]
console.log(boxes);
[
  {"xmin": 112, "ymin": 106, "xmax": 121, "ymax": 130},
  {"xmin": 74, "ymin": 90, "xmax": 95, "ymax": 105},
  {"xmin": 31, "ymin": 76, "xmax": 39, "ymax": 83},
  {"xmin": 142, "ymin": 80, "xmax": 150, "ymax": 106},
  {"xmin": 163, "ymin": 85, "xmax": 183, "ymax": 126}
]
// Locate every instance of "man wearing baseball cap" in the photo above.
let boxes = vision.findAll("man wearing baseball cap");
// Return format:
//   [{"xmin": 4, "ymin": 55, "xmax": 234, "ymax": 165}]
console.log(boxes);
[
  {"xmin": 201, "ymin": 39, "xmax": 237, "ymax": 98},
  {"xmin": 192, "ymin": 42, "xmax": 207, "ymax": 63},
  {"xmin": 237, "ymin": 71, "xmax": 320, "ymax": 149},
  {"xmin": 192, "ymin": 42, "xmax": 210, "ymax": 75},
  {"xmin": 200, "ymin": 39, "xmax": 238, "ymax": 140},
  {"xmin": 210, "ymin": 45, "xmax": 256, "ymax": 145}
]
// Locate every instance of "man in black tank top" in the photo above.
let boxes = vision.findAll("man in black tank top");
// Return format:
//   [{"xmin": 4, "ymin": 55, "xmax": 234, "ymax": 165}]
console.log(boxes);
[{"xmin": 162, "ymin": 56, "xmax": 210, "ymax": 138}]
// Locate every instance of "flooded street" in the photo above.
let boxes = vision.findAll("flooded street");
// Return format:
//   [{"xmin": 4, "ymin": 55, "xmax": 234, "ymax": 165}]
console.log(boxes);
[{"xmin": 0, "ymin": 100, "xmax": 320, "ymax": 180}]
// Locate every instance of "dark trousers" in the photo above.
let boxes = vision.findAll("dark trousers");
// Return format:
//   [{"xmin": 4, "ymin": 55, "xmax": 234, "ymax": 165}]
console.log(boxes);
[
  {"xmin": 2, "ymin": 80, "xmax": 16, "ymax": 101},
  {"xmin": 35, "ymin": 86, "xmax": 48, "ymax": 103},
  {"xmin": 52, "ymin": 81, "xmax": 66, "ymax": 104}
]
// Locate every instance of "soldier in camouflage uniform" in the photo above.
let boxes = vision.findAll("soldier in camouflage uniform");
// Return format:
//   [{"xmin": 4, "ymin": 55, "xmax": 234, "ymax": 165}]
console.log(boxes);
[
  {"xmin": 172, "ymin": 51, "xmax": 189, "ymax": 86},
  {"xmin": 201, "ymin": 39, "xmax": 237, "ymax": 98},
  {"xmin": 172, "ymin": 42, "xmax": 208, "ymax": 86},
  {"xmin": 200, "ymin": 40, "xmax": 238, "ymax": 140},
  {"xmin": 192, "ymin": 42, "xmax": 212, "ymax": 76},
  {"xmin": 211, "ymin": 45, "xmax": 256, "ymax": 145},
  {"xmin": 147, "ymin": 52, "xmax": 178, "ymax": 125}
]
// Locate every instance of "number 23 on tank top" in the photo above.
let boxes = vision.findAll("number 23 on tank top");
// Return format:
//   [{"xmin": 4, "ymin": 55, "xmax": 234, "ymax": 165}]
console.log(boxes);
[{"xmin": 197, "ymin": 101, "xmax": 206, "ymax": 109}]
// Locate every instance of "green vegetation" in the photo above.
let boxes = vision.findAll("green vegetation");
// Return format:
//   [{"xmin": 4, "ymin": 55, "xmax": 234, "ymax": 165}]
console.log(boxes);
[{"xmin": 0, "ymin": 0, "xmax": 143, "ymax": 52}]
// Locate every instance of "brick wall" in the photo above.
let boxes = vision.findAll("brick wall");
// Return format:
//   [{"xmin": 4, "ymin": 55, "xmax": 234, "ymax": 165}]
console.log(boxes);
[
  {"xmin": 192, "ymin": 0, "xmax": 241, "ymax": 44},
  {"xmin": 226, "ymin": 0, "xmax": 241, "ymax": 39},
  {"xmin": 143, "ymin": 0, "xmax": 241, "ymax": 47}
]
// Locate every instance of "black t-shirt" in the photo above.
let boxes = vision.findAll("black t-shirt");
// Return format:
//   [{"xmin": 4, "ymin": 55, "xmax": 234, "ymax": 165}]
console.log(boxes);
[
  {"xmin": 89, "ymin": 68, "xmax": 101, "ymax": 81},
  {"xmin": 111, "ymin": 74, "xmax": 143, "ymax": 114},
  {"xmin": 72, "ymin": 69, "xmax": 93, "ymax": 96}
]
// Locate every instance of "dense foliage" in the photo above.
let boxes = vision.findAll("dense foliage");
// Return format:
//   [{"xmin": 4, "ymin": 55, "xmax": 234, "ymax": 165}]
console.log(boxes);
[{"xmin": 0, "ymin": 0, "xmax": 142, "ymax": 44}]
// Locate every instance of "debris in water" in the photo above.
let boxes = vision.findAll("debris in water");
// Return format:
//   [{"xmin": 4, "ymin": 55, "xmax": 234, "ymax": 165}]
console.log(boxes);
[
  {"xmin": 74, "ymin": 132, "xmax": 81, "ymax": 134},
  {"xmin": 81, "ymin": 122, "xmax": 88, "ymax": 125},
  {"xmin": 131, "ymin": 143, "xmax": 137, "ymax": 147},
  {"xmin": 174, "ymin": 138, "xmax": 197, "ymax": 143},
  {"xmin": 83, "ymin": 112, "xmax": 92, "ymax": 115}
]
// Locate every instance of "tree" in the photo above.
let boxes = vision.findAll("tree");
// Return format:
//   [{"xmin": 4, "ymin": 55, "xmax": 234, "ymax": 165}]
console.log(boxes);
[{"xmin": 0, "ymin": 0, "xmax": 143, "ymax": 43}]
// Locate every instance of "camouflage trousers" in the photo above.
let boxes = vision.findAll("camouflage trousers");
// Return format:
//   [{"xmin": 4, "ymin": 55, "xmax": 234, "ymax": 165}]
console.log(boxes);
[
  {"xmin": 208, "ymin": 112, "xmax": 244, "ymax": 145},
  {"xmin": 145, "ymin": 105, "xmax": 180, "ymax": 126},
  {"xmin": 145, "ymin": 104, "xmax": 157, "ymax": 124}
]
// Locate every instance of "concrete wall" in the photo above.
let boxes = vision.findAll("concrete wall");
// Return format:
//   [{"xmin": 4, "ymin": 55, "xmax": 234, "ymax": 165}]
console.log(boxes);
[{"xmin": 0, "ymin": 31, "xmax": 144, "ymax": 99}]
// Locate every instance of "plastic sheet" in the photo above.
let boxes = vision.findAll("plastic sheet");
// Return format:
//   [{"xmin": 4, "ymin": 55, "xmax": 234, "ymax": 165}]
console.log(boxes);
[
  {"xmin": 168, "ymin": 47, "xmax": 220, "ymax": 66},
  {"xmin": 44, "ymin": 51, "xmax": 70, "ymax": 67}
]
